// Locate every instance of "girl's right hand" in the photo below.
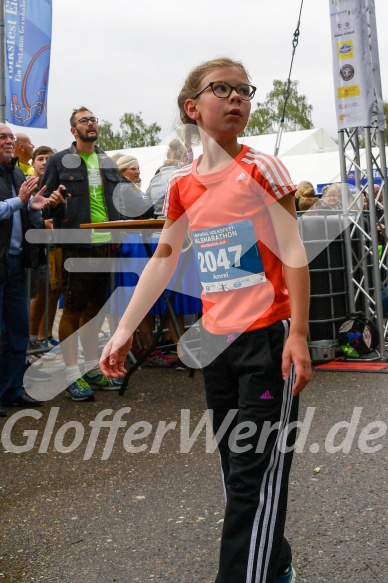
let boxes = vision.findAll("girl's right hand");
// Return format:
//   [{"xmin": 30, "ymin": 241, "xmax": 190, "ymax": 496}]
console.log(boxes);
[{"xmin": 100, "ymin": 332, "xmax": 134, "ymax": 378}]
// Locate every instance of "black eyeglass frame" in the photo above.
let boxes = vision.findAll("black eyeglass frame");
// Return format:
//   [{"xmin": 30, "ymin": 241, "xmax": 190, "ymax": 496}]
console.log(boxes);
[
  {"xmin": 192, "ymin": 81, "xmax": 257, "ymax": 101},
  {"xmin": 75, "ymin": 116, "xmax": 99, "ymax": 126}
]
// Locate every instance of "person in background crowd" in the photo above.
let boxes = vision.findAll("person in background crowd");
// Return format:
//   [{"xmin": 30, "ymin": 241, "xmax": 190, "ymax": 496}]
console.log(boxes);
[
  {"xmin": 116, "ymin": 154, "xmax": 176, "ymax": 367},
  {"xmin": 295, "ymin": 180, "xmax": 319, "ymax": 212},
  {"xmin": 117, "ymin": 155, "xmax": 142, "ymax": 187},
  {"xmin": 29, "ymin": 146, "xmax": 62, "ymax": 353},
  {"xmin": 0, "ymin": 124, "xmax": 48, "ymax": 417},
  {"xmin": 145, "ymin": 138, "xmax": 197, "ymax": 367},
  {"xmin": 146, "ymin": 139, "xmax": 189, "ymax": 216},
  {"xmin": 14, "ymin": 133, "xmax": 35, "ymax": 176},
  {"xmin": 41, "ymin": 106, "xmax": 153, "ymax": 402},
  {"xmin": 313, "ymin": 182, "xmax": 345, "ymax": 211},
  {"xmin": 116, "ymin": 155, "xmax": 154, "ymax": 219}
]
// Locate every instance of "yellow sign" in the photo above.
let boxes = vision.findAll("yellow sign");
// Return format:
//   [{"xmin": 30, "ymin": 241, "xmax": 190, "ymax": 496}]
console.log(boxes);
[{"xmin": 338, "ymin": 85, "xmax": 360, "ymax": 98}]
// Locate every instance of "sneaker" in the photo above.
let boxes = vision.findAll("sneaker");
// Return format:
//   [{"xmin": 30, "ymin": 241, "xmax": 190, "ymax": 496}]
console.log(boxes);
[
  {"xmin": 145, "ymin": 349, "xmax": 178, "ymax": 368},
  {"xmin": 83, "ymin": 370, "xmax": 122, "ymax": 390},
  {"xmin": 39, "ymin": 336, "xmax": 60, "ymax": 348},
  {"xmin": 29, "ymin": 339, "xmax": 43, "ymax": 351},
  {"xmin": 40, "ymin": 341, "xmax": 60, "ymax": 361},
  {"xmin": 28, "ymin": 340, "xmax": 45, "ymax": 359},
  {"xmin": 66, "ymin": 378, "xmax": 95, "ymax": 402},
  {"xmin": 275, "ymin": 565, "xmax": 296, "ymax": 583},
  {"xmin": 175, "ymin": 358, "xmax": 188, "ymax": 371},
  {"xmin": 40, "ymin": 351, "xmax": 58, "ymax": 361},
  {"xmin": 29, "ymin": 340, "xmax": 59, "ymax": 361}
]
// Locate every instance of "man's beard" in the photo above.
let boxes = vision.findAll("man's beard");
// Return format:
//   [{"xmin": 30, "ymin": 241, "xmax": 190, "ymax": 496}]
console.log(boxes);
[{"xmin": 78, "ymin": 129, "xmax": 98, "ymax": 143}]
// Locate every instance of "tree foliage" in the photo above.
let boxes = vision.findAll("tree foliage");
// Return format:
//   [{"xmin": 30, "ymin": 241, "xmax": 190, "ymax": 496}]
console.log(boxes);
[
  {"xmin": 384, "ymin": 100, "xmax": 388, "ymax": 144},
  {"xmin": 97, "ymin": 120, "xmax": 123, "ymax": 151},
  {"xmin": 353, "ymin": 100, "xmax": 388, "ymax": 148},
  {"xmin": 97, "ymin": 112, "xmax": 161, "ymax": 150},
  {"xmin": 243, "ymin": 79, "xmax": 314, "ymax": 136}
]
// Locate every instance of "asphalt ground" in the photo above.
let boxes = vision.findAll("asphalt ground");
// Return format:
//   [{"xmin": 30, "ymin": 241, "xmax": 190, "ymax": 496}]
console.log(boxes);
[{"xmin": 0, "ymin": 364, "xmax": 387, "ymax": 583}]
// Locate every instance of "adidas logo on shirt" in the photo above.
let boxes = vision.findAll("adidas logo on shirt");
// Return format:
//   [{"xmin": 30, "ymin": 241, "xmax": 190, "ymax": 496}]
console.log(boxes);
[
  {"xmin": 236, "ymin": 172, "xmax": 247, "ymax": 181},
  {"xmin": 260, "ymin": 390, "xmax": 274, "ymax": 400}
]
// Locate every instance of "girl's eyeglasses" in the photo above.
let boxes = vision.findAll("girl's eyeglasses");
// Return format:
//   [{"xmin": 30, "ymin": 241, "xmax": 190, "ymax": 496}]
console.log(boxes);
[{"xmin": 192, "ymin": 81, "xmax": 256, "ymax": 101}]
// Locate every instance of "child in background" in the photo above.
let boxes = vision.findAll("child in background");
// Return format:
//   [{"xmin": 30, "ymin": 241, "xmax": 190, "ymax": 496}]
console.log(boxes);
[
  {"xmin": 29, "ymin": 146, "xmax": 62, "ymax": 351},
  {"xmin": 295, "ymin": 180, "xmax": 318, "ymax": 212},
  {"xmin": 100, "ymin": 57, "xmax": 311, "ymax": 583}
]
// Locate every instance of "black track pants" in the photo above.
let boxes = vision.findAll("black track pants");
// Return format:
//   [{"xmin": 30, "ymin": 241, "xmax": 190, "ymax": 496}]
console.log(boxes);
[{"xmin": 202, "ymin": 320, "xmax": 299, "ymax": 583}]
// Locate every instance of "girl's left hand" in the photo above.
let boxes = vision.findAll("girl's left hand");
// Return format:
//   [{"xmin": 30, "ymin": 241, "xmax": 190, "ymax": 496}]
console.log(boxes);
[{"xmin": 282, "ymin": 333, "xmax": 312, "ymax": 395}]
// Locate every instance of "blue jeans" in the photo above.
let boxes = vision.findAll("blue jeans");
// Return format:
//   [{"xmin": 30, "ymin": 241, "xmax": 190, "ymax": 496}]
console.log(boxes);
[{"xmin": 0, "ymin": 254, "xmax": 28, "ymax": 405}]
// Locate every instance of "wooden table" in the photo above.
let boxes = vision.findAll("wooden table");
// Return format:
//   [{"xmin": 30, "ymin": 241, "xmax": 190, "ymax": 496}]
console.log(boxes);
[{"xmin": 80, "ymin": 219, "xmax": 165, "ymax": 230}]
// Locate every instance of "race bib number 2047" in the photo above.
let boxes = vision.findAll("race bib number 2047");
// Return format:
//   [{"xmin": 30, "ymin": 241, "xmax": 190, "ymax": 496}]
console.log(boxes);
[{"xmin": 191, "ymin": 220, "xmax": 266, "ymax": 293}]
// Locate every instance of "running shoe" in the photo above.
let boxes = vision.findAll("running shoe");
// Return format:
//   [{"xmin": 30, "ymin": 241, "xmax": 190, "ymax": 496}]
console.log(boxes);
[
  {"xmin": 145, "ymin": 349, "xmax": 178, "ymax": 368},
  {"xmin": 83, "ymin": 370, "xmax": 122, "ymax": 390},
  {"xmin": 175, "ymin": 358, "xmax": 188, "ymax": 371},
  {"xmin": 66, "ymin": 378, "xmax": 95, "ymax": 402},
  {"xmin": 275, "ymin": 565, "xmax": 296, "ymax": 583}
]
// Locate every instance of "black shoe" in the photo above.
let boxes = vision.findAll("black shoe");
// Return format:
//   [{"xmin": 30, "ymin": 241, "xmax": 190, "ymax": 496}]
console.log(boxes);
[
  {"xmin": 11, "ymin": 394, "xmax": 43, "ymax": 408},
  {"xmin": 0, "ymin": 405, "xmax": 7, "ymax": 417}
]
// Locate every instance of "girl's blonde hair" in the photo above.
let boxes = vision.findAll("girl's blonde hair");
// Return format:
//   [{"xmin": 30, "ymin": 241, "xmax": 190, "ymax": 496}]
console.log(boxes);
[{"xmin": 177, "ymin": 57, "xmax": 250, "ymax": 148}]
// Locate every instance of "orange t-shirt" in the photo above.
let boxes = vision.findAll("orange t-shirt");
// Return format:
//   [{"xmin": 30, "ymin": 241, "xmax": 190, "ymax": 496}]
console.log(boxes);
[{"xmin": 163, "ymin": 145, "xmax": 296, "ymax": 334}]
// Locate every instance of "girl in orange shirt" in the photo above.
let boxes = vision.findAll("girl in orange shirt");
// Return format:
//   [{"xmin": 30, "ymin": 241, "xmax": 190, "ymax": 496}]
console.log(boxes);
[{"xmin": 101, "ymin": 57, "xmax": 311, "ymax": 583}]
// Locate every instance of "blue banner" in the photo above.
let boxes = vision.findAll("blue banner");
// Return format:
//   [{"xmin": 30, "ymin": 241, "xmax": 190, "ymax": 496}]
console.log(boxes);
[{"xmin": 4, "ymin": 0, "xmax": 52, "ymax": 128}]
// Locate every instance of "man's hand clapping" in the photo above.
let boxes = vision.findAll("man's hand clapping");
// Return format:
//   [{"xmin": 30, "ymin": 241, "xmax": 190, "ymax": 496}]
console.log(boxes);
[
  {"xmin": 18, "ymin": 176, "xmax": 39, "ymax": 205},
  {"xmin": 30, "ymin": 186, "xmax": 49, "ymax": 211}
]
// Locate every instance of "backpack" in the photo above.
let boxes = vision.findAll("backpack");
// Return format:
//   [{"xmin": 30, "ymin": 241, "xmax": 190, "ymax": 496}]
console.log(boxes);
[{"xmin": 337, "ymin": 312, "xmax": 379, "ymax": 358}]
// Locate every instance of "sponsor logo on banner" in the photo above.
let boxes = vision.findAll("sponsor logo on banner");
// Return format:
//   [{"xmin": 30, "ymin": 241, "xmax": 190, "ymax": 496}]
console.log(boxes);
[
  {"xmin": 337, "ymin": 41, "xmax": 354, "ymax": 59},
  {"xmin": 338, "ymin": 85, "xmax": 360, "ymax": 99},
  {"xmin": 340, "ymin": 64, "xmax": 355, "ymax": 81}
]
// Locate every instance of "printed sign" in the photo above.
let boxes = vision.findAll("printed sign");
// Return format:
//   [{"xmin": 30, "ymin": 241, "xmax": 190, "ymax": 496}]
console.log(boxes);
[
  {"xmin": 5, "ymin": 0, "xmax": 52, "ymax": 128},
  {"xmin": 329, "ymin": 0, "xmax": 384, "ymax": 130}
]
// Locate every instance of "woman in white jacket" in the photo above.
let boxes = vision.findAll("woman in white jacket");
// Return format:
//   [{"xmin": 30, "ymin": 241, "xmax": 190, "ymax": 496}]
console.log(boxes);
[{"xmin": 146, "ymin": 139, "xmax": 189, "ymax": 216}]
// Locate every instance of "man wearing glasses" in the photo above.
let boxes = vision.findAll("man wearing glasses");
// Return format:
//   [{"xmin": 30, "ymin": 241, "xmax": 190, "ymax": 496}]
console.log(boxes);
[
  {"xmin": 0, "ymin": 124, "xmax": 48, "ymax": 417},
  {"xmin": 42, "ymin": 107, "xmax": 153, "ymax": 402}
]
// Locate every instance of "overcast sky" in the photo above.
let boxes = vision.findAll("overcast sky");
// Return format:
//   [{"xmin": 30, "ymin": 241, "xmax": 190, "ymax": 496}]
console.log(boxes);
[{"xmin": 8, "ymin": 0, "xmax": 388, "ymax": 156}]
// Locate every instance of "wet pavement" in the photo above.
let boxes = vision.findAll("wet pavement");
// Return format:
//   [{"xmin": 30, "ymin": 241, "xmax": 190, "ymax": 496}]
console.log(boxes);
[{"xmin": 1, "ymin": 364, "xmax": 387, "ymax": 583}]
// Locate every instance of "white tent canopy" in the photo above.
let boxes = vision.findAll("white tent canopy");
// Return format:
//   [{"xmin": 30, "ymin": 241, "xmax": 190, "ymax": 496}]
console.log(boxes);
[
  {"xmin": 239, "ymin": 128, "xmax": 339, "ymax": 157},
  {"xmin": 107, "ymin": 128, "xmax": 345, "ymax": 193}
]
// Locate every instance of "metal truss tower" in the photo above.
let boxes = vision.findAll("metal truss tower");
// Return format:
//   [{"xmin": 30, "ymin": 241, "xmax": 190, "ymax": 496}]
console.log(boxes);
[
  {"xmin": 337, "ymin": 126, "xmax": 387, "ymax": 357},
  {"xmin": 336, "ymin": 0, "xmax": 388, "ymax": 360}
]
